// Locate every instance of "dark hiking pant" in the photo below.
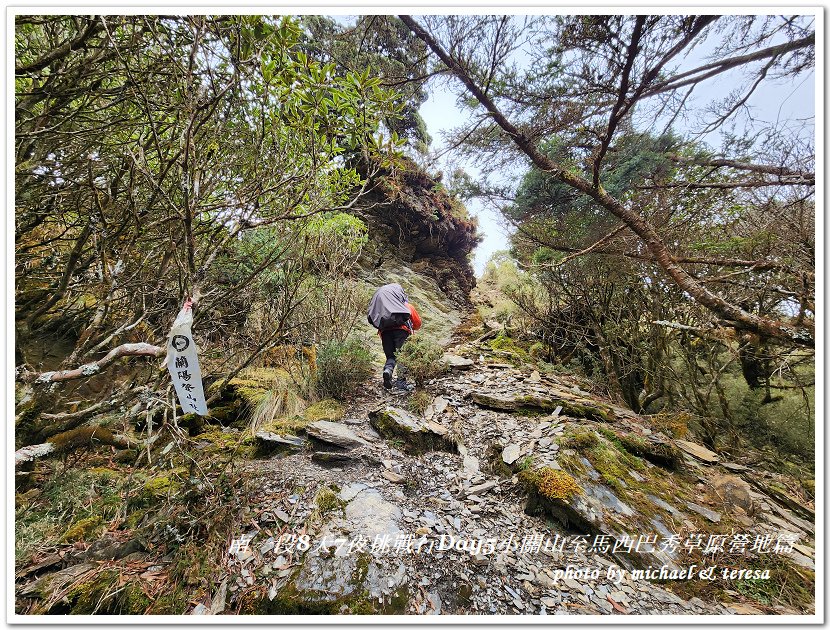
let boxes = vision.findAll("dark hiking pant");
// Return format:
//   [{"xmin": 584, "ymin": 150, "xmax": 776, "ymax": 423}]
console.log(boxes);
[{"xmin": 381, "ymin": 329, "xmax": 410, "ymax": 376}]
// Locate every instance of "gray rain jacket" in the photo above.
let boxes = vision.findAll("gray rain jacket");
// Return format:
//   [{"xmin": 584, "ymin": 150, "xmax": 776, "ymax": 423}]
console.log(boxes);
[{"xmin": 367, "ymin": 283, "xmax": 412, "ymax": 330}]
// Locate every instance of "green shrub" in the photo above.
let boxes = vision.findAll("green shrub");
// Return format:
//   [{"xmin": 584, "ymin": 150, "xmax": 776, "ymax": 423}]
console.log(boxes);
[
  {"xmin": 315, "ymin": 338, "xmax": 374, "ymax": 400},
  {"xmin": 395, "ymin": 335, "xmax": 446, "ymax": 387}
]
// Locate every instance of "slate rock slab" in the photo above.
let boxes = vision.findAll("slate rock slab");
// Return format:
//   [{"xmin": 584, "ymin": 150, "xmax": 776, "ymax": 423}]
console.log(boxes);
[
  {"xmin": 675, "ymin": 440, "xmax": 719, "ymax": 463},
  {"xmin": 255, "ymin": 431, "xmax": 307, "ymax": 455},
  {"xmin": 305, "ymin": 421, "xmax": 370, "ymax": 449},
  {"xmin": 442, "ymin": 354, "xmax": 474, "ymax": 369}
]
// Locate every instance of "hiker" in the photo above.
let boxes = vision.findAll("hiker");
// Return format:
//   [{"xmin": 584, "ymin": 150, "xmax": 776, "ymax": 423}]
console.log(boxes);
[{"xmin": 367, "ymin": 283, "xmax": 422, "ymax": 389}]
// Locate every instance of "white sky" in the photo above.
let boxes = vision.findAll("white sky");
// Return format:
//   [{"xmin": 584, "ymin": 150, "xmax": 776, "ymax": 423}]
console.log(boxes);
[{"xmin": 416, "ymin": 15, "xmax": 816, "ymax": 276}]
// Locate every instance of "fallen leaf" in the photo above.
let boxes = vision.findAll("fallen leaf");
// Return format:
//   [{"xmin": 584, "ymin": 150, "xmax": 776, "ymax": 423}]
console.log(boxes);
[{"xmin": 607, "ymin": 594, "xmax": 628, "ymax": 614}]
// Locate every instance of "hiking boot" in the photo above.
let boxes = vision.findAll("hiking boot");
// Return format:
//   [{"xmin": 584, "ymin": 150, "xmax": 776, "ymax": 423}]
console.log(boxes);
[
  {"xmin": 393, "ymin": 379, "xmax": 414, "ymax": 393},
  {"xmin": 383, "ymin": 370, "xmax": 393, "ymax": 389}
]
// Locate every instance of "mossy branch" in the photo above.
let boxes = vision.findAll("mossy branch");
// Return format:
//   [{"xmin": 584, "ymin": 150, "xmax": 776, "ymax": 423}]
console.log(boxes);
[
  {"xmin": 17, "ymin": 342, "xmax": 164, "ymax": 385},
  {"xmin": 15, "ymin": 426, "xmax": 134, "ymax": 466}
]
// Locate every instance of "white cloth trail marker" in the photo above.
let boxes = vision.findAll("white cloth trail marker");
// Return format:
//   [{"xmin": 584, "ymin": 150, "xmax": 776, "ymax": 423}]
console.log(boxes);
[{"xmin": 166, "ymin": 303, "xmax": 208, "ymax": 416}]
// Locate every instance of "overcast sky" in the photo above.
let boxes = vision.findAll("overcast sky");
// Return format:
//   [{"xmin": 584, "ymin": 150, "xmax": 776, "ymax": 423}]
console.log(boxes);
[{"xmin": 416, "ymin": 15, "xmax": 816, "ymax": 276}]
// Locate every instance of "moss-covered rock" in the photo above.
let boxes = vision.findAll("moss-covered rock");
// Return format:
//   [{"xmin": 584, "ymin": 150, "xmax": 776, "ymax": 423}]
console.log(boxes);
[
  {"xmin": 314, "ymin": 486, "xmax": 346, "ymax": 516},
  {"xmin": 563, "ymin": 429, "xmax": 600, "ymax": 450},
  {"xmin": 488, "ymin": 333, "xmax": 531, "ymax": 363},
  {"xmin": 46, "ymin": 426, "xmax": 131, "ymax": 454},
  {"xmin": 598, "ymin": 426, "xmax": 682, "ymax": 470},
  {"xmin": 369, "ymin": 406, "xmax": 456, "ymax": 454},
  {"xmin": 60, "ymin": 515, "xmax": 104, "ymax": 543},
  {"xmin": 470, "ymin": 392, "xmax": 614, "ymax": 422},
  {"xmin": 196, "ymin": 428, "xmax": 257, "ymax": 457}
]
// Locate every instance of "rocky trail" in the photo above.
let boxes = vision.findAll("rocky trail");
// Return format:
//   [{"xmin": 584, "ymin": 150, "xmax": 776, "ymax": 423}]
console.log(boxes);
[
  {"xmin": 14, "ymin": 312, "xmax": 816, "ymax": 616},
  {"xmin": 14, "ymin": 309, "xmax": 816, "ymax": 617},
  {"xmin": 208, "ymin": 322, "xmax": 816, "ymax": 616}
]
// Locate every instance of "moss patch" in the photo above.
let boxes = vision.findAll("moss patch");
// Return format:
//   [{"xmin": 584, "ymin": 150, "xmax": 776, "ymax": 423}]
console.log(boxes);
[
  {"xmin": 369, "ymin": 408, "xmax": 456, "ymax": 454},
  {"xmin": 314, "ymin": 486, "xmax": 346, "ymax": 516},
  {"xmin": 196, "ymin": 428, "xmax": 257, "ymax": 457},
  {"xmin": 142, "ymin": 468, "xmax": 186, "ymax": 499},
  {"xmin": 488, "ymin": 333, "xmax": 531, "ymax": 363},
  {"xmin": 520, "ymin": 467, "xmax": 583, "ymax": 500},
  {"xmin": 259, "ymin": 415, "xmax": 313, "ymax": 437},
  {"xmin": 563, "ymin": 429, "xmax": 600, "ymax": 450},
  {"xmin": 60, "ymin": 516, "xmax": 104, "ymax": 543},
  {"xmin": 598, "ymin": 426, "xmax": 681, "ymax": 470}
]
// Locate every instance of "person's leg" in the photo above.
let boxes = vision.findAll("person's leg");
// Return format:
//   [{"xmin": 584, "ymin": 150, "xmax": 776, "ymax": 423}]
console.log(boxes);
[
  {"xmin": 381, "ymin": 332, "xmax": 397, "ymax": 388},
  {"xmin": 392, "ymin": 330, "xmax": 410, "ymax": 383}
]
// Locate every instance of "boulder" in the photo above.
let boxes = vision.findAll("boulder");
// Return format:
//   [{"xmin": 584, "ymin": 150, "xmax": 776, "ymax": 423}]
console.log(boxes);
[
  {"xmin": 711, "ymin": 474, "xmax": 754, "ymax": 514},
  {"xmin": 369, "ymin": 406, "xmax": 456, "ymax": 454},
  {"xmin": 263, "ymin": 483, "xmax": 409, "ymax": 614}
]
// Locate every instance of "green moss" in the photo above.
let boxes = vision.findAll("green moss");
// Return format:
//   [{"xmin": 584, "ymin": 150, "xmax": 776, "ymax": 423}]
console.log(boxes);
[
  {"xmin": 488, "ymin": 333, "xmax": 531, "ymax": 362},
  {"xmin": 169, "ymin": 541, "xmax": 214, "ymax": 587},
  {"xmin": 563, "ymin": 429, "xmax": 600, "ymax": 450},
  {"xmin": 597, "ymin": 427, "xmax": 681, "ymax": 470},
  {"xmin": 369, "ymin": 408, "xmax": 455, "ymax": 454},
  {"xmin": 515, "ymin": 395, "xmax": 613, "ymax": 422},
  {"xmin": 259, "ymin": 415, "xmax": 312, "ymax": 437},
  {"xmin": 142, "ymin": 467, "xmax": 187, "ymax": 499},
  {"xmin": 60, "ymin": 515, "xmax": 104, "ymax": 543},
  {"xmin": 207, "ymin": 404, "xmax": 240, "ymax": 423},
  {"xmin": 124, "ymin": 507, "xmax": 149, "ymax": 529},
  {"xmin": 211, "ymin": 367, "xmax": 299, "ymax": 424},
  {"xmin": 87, "ymin": 466, "xmax": 122, "ymax": 479},
  {"xmin": 238, "ymin": 557, "xmax": 409, "ymax": 615},
  {"xmin": 351, "ymin": 551, "xmax": 372, "ymax": 586},
  {"xmin": 407, "ymin": 390, "xmax": 432, "ymax": 415},
  {"xmin": 65, "ymin": 569, "xmax": 119, "ymax": 613},
  {"xmin": 238, "ymin": 580, "xmax": 344, "ymax": 615},
  {"xmin": 557, "ymin": 450, "xmax": 588, "ymax": 476},
  {"xmin": 197, "ymin": 428, "xmax": 256, "ymax": 456},
  {"xmin": 587, "ymin": 444, "xmax": 629, "ymax": 488},
  {"xmin": 46, "ymin": 426, "xmax": 123, "ymax": 454},
  {"xmin": 516, "ymin": 456, "xmax": 534, "ymax": 472},
  {"xmin": 519, "ymin": 467, "xmax": 583, "ymax": 500},
  {"xmin": 120, "ymin": 582, "xmax": 153, "ymax": 614},
  {"xmin": 303, "ymin": 399, "xmax": 344, "ymax": 422},
  {"xmin": 147, "ymin": 584, "xmax": 189, "ymax": 614},
  {"xmin": 348, "ymin": 593, "xmax": 378, "ymax": 615}
]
